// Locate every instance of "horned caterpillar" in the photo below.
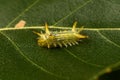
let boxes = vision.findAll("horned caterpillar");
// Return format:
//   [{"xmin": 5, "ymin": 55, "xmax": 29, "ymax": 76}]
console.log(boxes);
[{"xmin": 33, "ymin": 22, "xmax": 88, "ymax": 48}]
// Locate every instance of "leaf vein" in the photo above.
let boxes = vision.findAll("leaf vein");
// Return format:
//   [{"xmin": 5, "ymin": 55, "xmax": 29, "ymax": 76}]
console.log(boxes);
[
  {"xmin": 1, "ymin": 27, "xmax": 120, "ymax": 31},
  {"xmin": 64, "ymin": 48, "xmax": 103, "ymax": 68},
  {"xmin": 97, "ymin": 30, "xmax": 120, "ymax": 49},
  {"xmin": 6, "ymin": 0, "xmax": 39, "ymax": 28},
  {"xmin": 53, "ymin": 0, "xmax": 93, "ymax": 26},
  {"xmin": 0, "ymin": 31, "xmax": 68, "ymax": 79}
]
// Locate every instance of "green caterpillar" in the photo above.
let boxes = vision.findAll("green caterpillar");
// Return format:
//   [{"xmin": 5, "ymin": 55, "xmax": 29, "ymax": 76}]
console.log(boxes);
[{"xmin": 33, "ymin": 22, "xmax": 88, "ymax": 48}]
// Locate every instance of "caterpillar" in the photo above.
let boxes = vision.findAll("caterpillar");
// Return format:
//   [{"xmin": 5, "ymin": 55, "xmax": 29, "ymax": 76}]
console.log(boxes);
[{"xmin": 33, "ymin": 22, "xmax": 88, "ymax": 48}]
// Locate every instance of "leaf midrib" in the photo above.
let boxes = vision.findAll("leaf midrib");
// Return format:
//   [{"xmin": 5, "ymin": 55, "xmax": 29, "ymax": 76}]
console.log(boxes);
[{"xmin": 1, "ymin": 27, "xmax": 120, "ymax": 31}]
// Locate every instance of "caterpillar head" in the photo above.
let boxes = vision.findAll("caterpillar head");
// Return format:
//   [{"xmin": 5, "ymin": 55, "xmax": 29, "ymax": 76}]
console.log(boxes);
[{"xmin": 33, "ymin": 23, "xmax": 55, "ymax": 48}]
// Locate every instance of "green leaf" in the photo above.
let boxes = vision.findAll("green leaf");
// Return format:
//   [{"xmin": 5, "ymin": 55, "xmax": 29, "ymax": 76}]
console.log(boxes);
[{"xmin": 0, "ymin": 0, "xmax": 120, "ymax": 80}]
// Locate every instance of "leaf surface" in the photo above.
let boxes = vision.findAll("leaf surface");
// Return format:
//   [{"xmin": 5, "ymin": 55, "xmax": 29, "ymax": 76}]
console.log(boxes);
[{"xmin": 0, "ymin": 0, "xmax": 120, "ymax": 80}]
